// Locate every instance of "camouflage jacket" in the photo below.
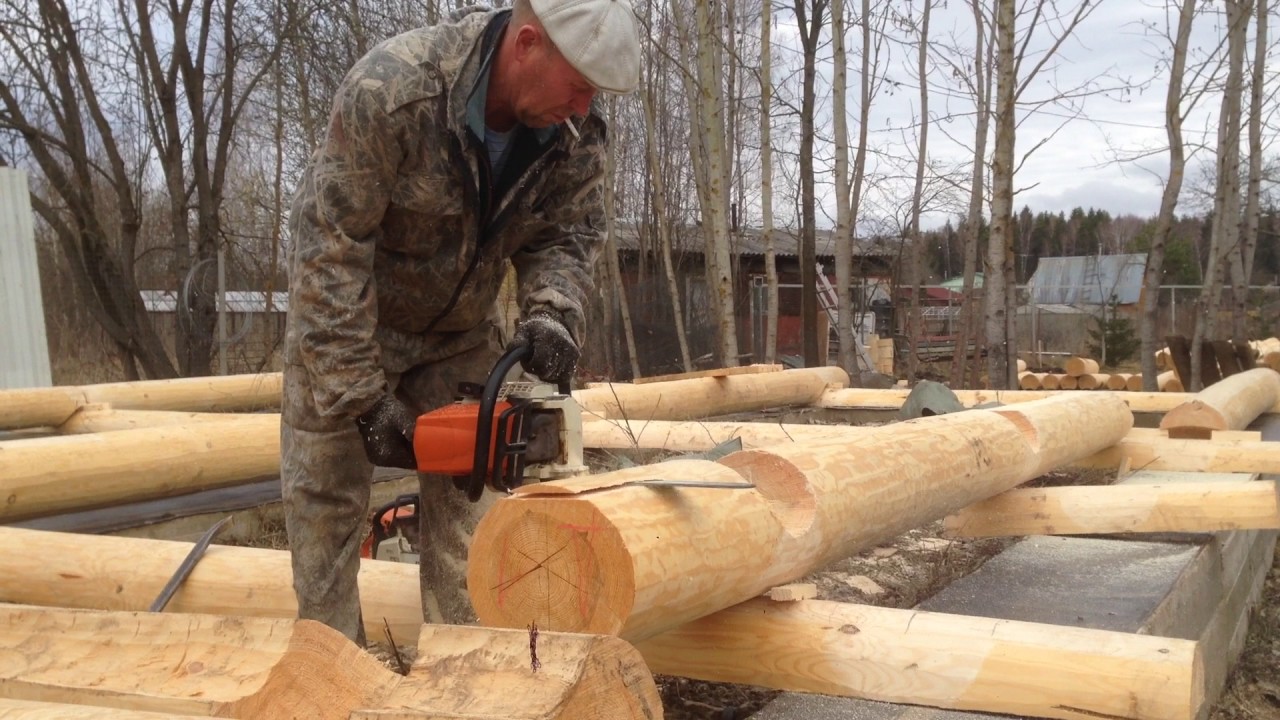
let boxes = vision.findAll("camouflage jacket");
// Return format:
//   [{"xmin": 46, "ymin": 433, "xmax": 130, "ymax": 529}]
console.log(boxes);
[{"xmin": 285, "ymin": 7, "xmax": 606, "ymax": 419}]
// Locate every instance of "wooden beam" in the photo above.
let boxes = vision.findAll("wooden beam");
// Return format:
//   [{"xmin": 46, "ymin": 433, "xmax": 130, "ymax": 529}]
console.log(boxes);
[
  {"xmin": 942, "ymin": 480, "xmax": 1280, "ymax": 538},
  {"xmin": 0, "ymin": 527, "xmax": 423, "ymax": 646},
  {"xmin": 0, "ymin": 415, "xmax": 282, "ymax": 521},
  {"xmin": 632, "ymin": 363, "xmax": 782, "ymax": 385},
  {"xmin": 573, "ymin": 366, "xmax": 848, "ymax": 421},
  {"xmin": 1160, "ymin": 368, "xmax": 1280, "ymax": 438},
  {"xmin": 358, "ymin": 625, "xmax": 662, "ymax": 720},
  {"xmin": 0, "ymin": 374, "xmax": 282, "ymax": 430},
  {"xmin": 634, "ymin": 598, "xmax": 1203, "ymax": 720},
  {"xmin": 467, "ymin": 394, "xmax": 1133, "ymax": 641},
  {"xmin": 816, "ymin": 387, "xmax": 1280, "ymax": 414},
  {"xmin": 0, "ymin": 605, "xmax": 398, "ymax": 719},
  {"xmin": 0, "ymin": 606, "xmax": 661, "ymax": 720}
]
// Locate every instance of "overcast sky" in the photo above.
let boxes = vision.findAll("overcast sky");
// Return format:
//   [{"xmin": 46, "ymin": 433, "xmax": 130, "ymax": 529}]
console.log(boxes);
[{"xmin": 767, "ymin": 1, "xmax": 1273, "ymax": 232}]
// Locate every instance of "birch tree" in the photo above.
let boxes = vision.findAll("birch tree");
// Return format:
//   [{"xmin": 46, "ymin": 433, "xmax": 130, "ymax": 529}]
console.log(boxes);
[
  {"xmin": 831, "ymin": 0, "xmax": 853, "ymax": 372},
  {"xmin": 1241, "ymin": 0, "xmax": 1268, "ymax": 287},
  {"xmin": 986, "ymin": 0, "xmax": 1017, "ymax": 390}
]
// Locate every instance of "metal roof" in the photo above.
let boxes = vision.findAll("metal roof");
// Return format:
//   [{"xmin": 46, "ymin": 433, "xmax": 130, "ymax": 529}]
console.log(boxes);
[
  {"xmin": 612, "ymin": 224, "xmax": 900, "ymax": 259},
  {"xmin": 1, "ymin": 168, "xmax": 52, "ymax": 389},
  {"xmin": 1027, "ymin": 254, "xmax": 1147, "ymax": 306}
]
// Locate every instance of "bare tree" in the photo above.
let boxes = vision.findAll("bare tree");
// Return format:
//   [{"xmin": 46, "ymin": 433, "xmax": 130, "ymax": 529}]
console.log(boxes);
[
  {"xmin": 1241, "ymin": 0, "xmax": 1268, "ymax": 285},
  {"xmin": 640, "ymin": 87, "xmax": 692, "ymax": 373},
  {"xmin": 1192, "ymin": 0, "xmax": 1251, "ymax": 386},
  {"xmin": 761, "ymin": 0, "xmax": 780, "ymax": 364},
  {"xmin": 1139, "ymin": 0, "xmax": 1202, "ymax": 391},
  {"xmin": 831, "ymin": 0, "xmax": 852, "ymax": 373},
  {"xmin": 603, "ymin": 99, "xmax": 641, "ymax": 379},
  {"xmin": 794, "ymin": 0, "xmax": 830, "ymax": 367},
  {"xmin": 905, "ymin": 0, "xmax": 932, "ymax": 383}
]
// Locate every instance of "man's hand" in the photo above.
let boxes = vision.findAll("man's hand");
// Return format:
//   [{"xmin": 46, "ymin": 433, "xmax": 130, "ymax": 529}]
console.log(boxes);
[
  {"xmin": 513, "ymin": 312, "xmax": 579, "ymax": 385},
  {"xmin": 355, "ymin": 394, "xmax": 418, "ymax": 469}
]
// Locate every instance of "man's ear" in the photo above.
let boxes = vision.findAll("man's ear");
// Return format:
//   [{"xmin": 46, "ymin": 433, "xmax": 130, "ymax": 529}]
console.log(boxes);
[{"xmin": 512, "ymin": 23, "xmax": 543, "ymax": 60}]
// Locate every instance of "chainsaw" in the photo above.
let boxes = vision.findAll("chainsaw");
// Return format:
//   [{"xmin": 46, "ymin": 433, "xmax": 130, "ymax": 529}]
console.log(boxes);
[{"xmin": 361, "ymin": 340, "xmax": 587, "ymax": 562}]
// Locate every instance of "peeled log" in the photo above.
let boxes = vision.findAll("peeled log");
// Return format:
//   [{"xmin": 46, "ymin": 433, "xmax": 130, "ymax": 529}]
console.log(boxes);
[
  {"xmin": 816, "ymin": 387, "xmax": 1280, "ymax": 414},
  {"xmin": 1041, "ymin": 374, "xmax": 1061, "ymax": 390},
  {"xmin": 1018, "ymin": 372, "xmax": 1043, "ymax": 390},
  {"xmin": 0, "ymin": 527, "xmax": 423, "ymax": 646},
  {"xmin": 368, "ymin": 624, "xmax": 662, "ymax": 720},
  {"xmin": 1058, "ymin": 375, "xmax": 1079, "ymax": 390},
  {"xmin": 57, "ymin": 407, "xmax": 267, "ymax": 434},
  {"xmin": 1107, "ymin": 373, "xmax": 1132, "ymax": 390},
  {"xmin": 1160, "ymin": 370, "xmax": 1185, "ymax": 392},
  {"xmin": 635, "ymin": 598, "xmax": 1201, "ymax": 720},
  {"xmin": 0, "ymin": 606, "xmax": 397, "ymax": 719},
  {"xmin": 1065, "ymin": 357, "xmax": 1100, "ymax": 377},
  {"xmin": 0, "ymin": 606, "xmax": 661, "ymax": 720},
  {"xmin": 572, "ymin": 367, "xmax": 848, "ymax": 421},
  {"xmin": 1160, "ymin": 368, "xmax": 1280, "ymax": 438},
  {"xmin": 0, "ymin": 374, "xmax": 282, "ymax": 430},
  {"xmin": 0, "ymin": 415, "xmax": 282, "ymax": 521},
  {"xmin": 467, "ymin": 394, "xmax": 1133, "ymax": 641},
  {"xmin": 1077, "ymin": 373, "xmax": 1109, "ymax": 390},
  {"xmin": 0, "ymin": 699, "xmax": 208, "ymax": 719},
  {"xmin": 943, "ymin": 480, "xmax": 1280, "ymax": 537}
]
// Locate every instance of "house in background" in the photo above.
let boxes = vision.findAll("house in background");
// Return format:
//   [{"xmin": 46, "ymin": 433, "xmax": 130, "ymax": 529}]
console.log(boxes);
[
  {"xmin": 1020, "ymin": 253, "xmax": 1147, "ymax": 362},
  {"xmin": 598, "ymin": 224, "xmax": 898, "ymax": 377}
]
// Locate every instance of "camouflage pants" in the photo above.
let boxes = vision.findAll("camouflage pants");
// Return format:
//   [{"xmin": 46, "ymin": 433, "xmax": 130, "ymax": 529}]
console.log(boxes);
[{"xmin": 280, "ymin": 323, "xmax": 504, "ymax": 644}]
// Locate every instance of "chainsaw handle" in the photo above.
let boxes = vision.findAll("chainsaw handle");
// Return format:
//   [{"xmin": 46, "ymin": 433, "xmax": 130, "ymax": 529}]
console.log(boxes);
[{"xmin": 468, "ymin": 340, "xmax": 535, "ymax": 502}]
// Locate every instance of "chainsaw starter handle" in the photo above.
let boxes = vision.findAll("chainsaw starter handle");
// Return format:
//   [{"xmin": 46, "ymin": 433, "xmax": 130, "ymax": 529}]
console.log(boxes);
[{"xmin": 468, "ymin": 340, "xmax": 534, "ymax": 502}]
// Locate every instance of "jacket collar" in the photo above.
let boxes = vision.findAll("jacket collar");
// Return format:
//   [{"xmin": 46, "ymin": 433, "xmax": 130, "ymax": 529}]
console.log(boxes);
[{"xmin": 455, "ymin": 10, "xmax": 557, "ymax": 148}]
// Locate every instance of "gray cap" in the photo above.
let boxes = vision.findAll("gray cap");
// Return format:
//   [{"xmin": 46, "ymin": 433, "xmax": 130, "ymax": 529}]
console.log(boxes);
[{"xmin": 530, "ymin": 0, "xmax": 641, "ymax": 94}]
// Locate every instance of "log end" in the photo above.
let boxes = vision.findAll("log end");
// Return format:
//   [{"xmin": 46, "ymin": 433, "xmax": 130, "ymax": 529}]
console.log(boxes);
[{"xmin": 468, "ymin": 497, "xmax": 635, "ymax": 636}]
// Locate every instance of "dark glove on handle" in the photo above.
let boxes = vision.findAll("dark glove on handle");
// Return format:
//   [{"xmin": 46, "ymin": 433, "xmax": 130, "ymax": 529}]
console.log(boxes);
[
  {"xmin": 355, "ymin": 394, "xmax": 418, "ymax": 469},
  {"xmin": 513, "ymin": 312, "xmax": 579, "ymax": 385}
]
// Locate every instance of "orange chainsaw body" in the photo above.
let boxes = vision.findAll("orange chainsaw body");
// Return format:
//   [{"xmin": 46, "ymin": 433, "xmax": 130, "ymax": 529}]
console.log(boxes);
[{"xmin": 413, "ymin": 400, "xmax": 516, "ymax": 476}]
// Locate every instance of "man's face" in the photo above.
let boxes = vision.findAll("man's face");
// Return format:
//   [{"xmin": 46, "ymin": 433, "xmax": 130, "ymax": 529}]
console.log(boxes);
[{"xmin": 510, "ymin": 24, "xmax": 598, "ymax": 129}]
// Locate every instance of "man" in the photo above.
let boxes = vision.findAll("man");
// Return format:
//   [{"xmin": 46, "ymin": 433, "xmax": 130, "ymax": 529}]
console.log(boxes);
[{"xmin": 282, "ymin": 0, "xmax": 640, "ymax": 644}]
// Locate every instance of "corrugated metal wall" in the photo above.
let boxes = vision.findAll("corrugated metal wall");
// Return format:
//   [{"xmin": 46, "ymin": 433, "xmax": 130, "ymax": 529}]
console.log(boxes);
[{"xmin": 0, "ymin": 168, "xmax": 52, "ymax": 388}]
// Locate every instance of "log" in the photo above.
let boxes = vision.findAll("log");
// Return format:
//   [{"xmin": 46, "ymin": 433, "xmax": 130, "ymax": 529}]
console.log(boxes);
[
  {"xmin": 1041, "ymin": 374, "xmax": 1061, "ymax": 390},
  {"xmin": 1058, "ymin": 375, "xmax": 1079, "ymax": 390},
  {"xmin": 1107, "ymin": 373, "xmax": 1132, "ymax": 390},
  {"xmin": 573, "ymin": 366, "xmax": 848, "ymax": 421},
  {"xmin": 635, "ymin": 598, "xmax": 1202, "ymax": 720},
  {"xmin": 816, "ymin": 387, "xmax": 1280, "ymax": 414},
  {"xmin": 0, "ymin": 699, "xmax": 207, "ymax": 719},
  {"xmin": 582, "ymin": 417, "xmax": 854, "ymax": 452},
  {"xmin": 0, "ymin": 374, "xmax": 282, "ymax": 430},
  {"xmin": 1077, "ymin": 373, "xmax": 1109, "ymax": 390},
  {"xmin": 1018, "ymin": 373, "xmax": 1046, "ymax": 390},
  {"xmin": 0, "ymin": 415, "xmax": 282, "ymax": 521},
  {"xmin": 1127, "ymin": 373, "xmax": 1145, "ymax": 391},
  {"xmin": 943, "ymin": 480, "xmax": 1280, "ymax": 537},
  {"xmin": 0, "ymin": 527, "xmax": 423, "ymax": 646},
  {"xmin": 467, "ymin": 394, "xmax": 1133, "ymax": 641},
  {"xmin": 632, "ymin": 363, "xmax": 782, "ymax": 385},
  {"xmin": 1077, "ymin": 437, "xmax": 1280, "ymax": 474},
  {"xmin": 1159, "ymin": 370, "xmax": 1184, "ymax": 392},
  {"xmin": 1160, "ymin": 368, "xmax": 1280, "ymax": 439},
  {"xmin": 57, "ymin": 406, "xmax": 266, "ymax": 434},
  {"xmin": 0, "ymin": 605, "xmax": 397, "ymax": 719},
  {"xmin": 0, "ymin": 605, "xmax": 661, "ymax": 720},
  {"xmin": 1016, "ymin": 358, "xmax": 1028, "ymax": 373},
  {"xmin": 367, "ymin": 624, "xmax": 662, "ymax": 720},
  {"xmin": 1065, "ymin": 357, "xmax": 1099, "ymax": 377}
]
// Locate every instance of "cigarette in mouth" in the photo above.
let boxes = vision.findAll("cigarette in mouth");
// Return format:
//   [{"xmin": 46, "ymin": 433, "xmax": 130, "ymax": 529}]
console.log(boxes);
[{"xmin": 564, "ymin": 117, "xmax": 580, "ymax": 140}]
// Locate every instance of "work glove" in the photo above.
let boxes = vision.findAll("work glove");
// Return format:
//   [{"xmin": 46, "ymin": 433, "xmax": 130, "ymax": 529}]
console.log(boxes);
[
  {"xmin": 513, "ymin": 311, "xmax": 579, "ymax": 385},
  {"xmin": 355, "ymin": 394, "xmax": 418, "ymax": 470}
]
